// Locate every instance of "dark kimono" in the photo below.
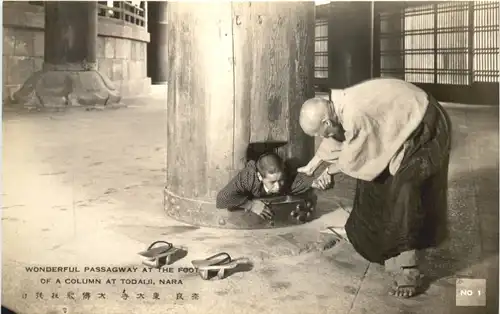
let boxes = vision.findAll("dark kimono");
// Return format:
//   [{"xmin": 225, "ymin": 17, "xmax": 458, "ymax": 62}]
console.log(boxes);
[
  {"xmin": 345, "ymin": 95, "xmax": 452, "ymax": 264},
  {"xmin": 216, "ymin": 160, "xmax": 314, "ymax": 209}
]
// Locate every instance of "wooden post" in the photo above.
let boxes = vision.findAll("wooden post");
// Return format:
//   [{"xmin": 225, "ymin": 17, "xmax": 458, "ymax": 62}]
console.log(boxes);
[
  {"xmin": 10, "ymin": 1, "xmax": 121, "ymax": 109},
  {"xmin": 144, "ymin": 1, "xmax": 148, "ymax": 27},
  {"xmin": 328, "ymin": 2, "xmax": 373, "ymax": 88},
  {"xmin": 44, "ymin": 1, "xmax": 97, "ymax": 70},
  {"xmin": 164, "ymin": 2, "xmax": 315, "ymax": 229},
  {"xmin": 147, "ymin": 1, "xmax": 168, "ymax": 84},
  {"xmin": 120, "ymin": 1, "xmax": 125, "ymax": 21}
]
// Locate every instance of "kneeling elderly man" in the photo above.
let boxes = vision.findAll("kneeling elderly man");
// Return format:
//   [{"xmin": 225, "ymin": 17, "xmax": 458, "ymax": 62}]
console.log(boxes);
[{"xmin": 298, "ymin": 78, "xmax": 452, "ymax": 298}]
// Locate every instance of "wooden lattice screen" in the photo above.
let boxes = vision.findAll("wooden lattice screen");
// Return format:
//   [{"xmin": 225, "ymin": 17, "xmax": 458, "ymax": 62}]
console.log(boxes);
[
  {"xmin": 379, "ymin": 1, "xmax": 499, "ymax": 85},
  {"xmin": 474, "ymin": 1, "xmax": 499, "ymax": 83},
  {"xmin": 314, "ymin": 19, "xmax": 329, "ymax": 79}
]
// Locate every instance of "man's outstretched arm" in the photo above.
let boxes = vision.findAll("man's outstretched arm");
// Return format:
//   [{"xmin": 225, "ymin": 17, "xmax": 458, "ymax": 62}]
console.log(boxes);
[
  {"xmin": 289, "ymin": 172, "xmax": 316, "ymax": 195},
  {"xmin": 298, "ymin": 137, "xmax": 342, "ymax": 176},
  {"xmin": 215, "ymin": 167, "xmax": 255, "ymax": 209}
]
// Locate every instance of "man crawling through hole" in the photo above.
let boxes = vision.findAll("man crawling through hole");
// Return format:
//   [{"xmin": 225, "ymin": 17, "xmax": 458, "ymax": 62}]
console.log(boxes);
[{"xmin": 215, "ymin": 152, "xmax": 318, "ymax": 220}]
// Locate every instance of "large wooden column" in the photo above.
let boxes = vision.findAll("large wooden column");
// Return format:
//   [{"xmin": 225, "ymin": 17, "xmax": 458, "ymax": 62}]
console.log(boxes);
[
  {"xmin": 44, "ymin": 2, "xmax": 97, "ymax": 70},
  {"xmin": 8, "ymin": 1, "xmax": 120, "ymax": 109},
  {"xmin": 164, "ymin": 2, "xmax": 315, "ymax": 229},
  {"xmin": 328, "ymin": 2, "xmax": 373, "ymax": 88},
  {"xmin": 147, "ymin": 1, "xmax": 169, "ymax": 84}
]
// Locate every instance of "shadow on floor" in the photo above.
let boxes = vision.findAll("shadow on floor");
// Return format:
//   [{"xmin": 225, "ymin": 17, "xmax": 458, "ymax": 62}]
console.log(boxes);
[
  {"xmin": 2, "ymin": 306, "xmax": 16, "ymax": 314},
  {"xmin": 420, "ymin": 165, "xmax": 499, "ymax": 311}
]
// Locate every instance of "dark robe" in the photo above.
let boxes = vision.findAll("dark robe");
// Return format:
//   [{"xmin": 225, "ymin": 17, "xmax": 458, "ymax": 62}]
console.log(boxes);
[
  {"xmin": 216, "ymin": 160, "xmax": 314, "ymax": 209},
  {"xmin": 345, "ymin": 95, "xmax": 452, "ymax": 264}
]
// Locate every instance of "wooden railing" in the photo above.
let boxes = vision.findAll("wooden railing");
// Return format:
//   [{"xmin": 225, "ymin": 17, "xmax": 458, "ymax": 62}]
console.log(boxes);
[
  {"xmin": 98, "ymin": 1, "xmax": 147, "ymax": 28},
  {"xmin": 27, "ymin": 1, "xmax": 147, "ymax": 28}
]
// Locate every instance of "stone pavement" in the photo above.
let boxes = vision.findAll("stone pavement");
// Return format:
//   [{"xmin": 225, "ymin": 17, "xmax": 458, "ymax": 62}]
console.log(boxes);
[{"xmin": 1, "ymin": 95, "xmax": 498, "ymax": 314}]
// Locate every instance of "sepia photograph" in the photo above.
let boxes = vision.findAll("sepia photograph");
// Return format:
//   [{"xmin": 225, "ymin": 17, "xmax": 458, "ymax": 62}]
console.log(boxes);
[{"xmin": 1, "ymin": 0, "xmax": 499, "ymax": 313}]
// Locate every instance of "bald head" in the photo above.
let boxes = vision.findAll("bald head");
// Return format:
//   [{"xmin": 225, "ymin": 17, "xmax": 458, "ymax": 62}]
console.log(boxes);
[{"xmin": 299, "ymin": 98, "xmax": 331, "ymax": 136}]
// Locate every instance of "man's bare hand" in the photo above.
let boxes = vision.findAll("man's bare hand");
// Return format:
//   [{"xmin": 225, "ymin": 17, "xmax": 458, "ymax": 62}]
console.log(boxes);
[
  {"xmin": 298, "ymin": 156, "xmax": 323, "ymax": 176},
  {"xmin": 297, "ymin": 165, "xmax": 315, "ymax": 176},
  {"xmin": 312, "ymin": 168, "xmax": 334, "ymax": 190},
  {"xmin": 250, "ymin": 200, "xmax": 274, "ymax": 220}
]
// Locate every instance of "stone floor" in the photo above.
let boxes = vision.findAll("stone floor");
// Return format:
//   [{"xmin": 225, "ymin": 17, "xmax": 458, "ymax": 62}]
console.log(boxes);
[{"xmin": 1, "ymin": 94, "xmax": 499, "ymax": 314}]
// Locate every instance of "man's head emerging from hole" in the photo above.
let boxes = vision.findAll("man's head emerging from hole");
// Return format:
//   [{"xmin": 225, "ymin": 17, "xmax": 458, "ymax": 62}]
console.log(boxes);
[
  {"xmin": 299, "ymin": 98, "xmax": 344, "ymax": 140},
  {"xmin": 256, "ymin": 153, "xmax": 286, "ymax": 194}
]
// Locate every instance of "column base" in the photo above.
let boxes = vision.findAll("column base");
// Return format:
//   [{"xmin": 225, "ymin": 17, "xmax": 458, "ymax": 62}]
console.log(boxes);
[
  {"xmin": 5, "ymin": 69, "xmax": 122, "ymax": 110},
  {"xmin": 164, "ymin": 188, "xmax": 323, "ymax": 230}
]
